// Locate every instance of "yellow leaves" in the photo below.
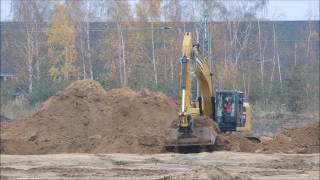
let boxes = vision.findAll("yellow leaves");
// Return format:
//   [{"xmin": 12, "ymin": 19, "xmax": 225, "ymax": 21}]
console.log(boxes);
[
  {"xmin": 49, "ymin": 63, "xmax": 76, "ymax": 80},
  {"xmin": 64, "ymin": 44, "xmax": 77, "ymax": 63},
  {"xmin": 44, "ymin": 3, "xmax": 77, "ymax": 80},
  {"xmin": 49, "ymin": 67, "xmax": 60, "ymax": 80},
  {"xmin": 61, "ymin": 63, "xmax": 74, "ymax": 78}
]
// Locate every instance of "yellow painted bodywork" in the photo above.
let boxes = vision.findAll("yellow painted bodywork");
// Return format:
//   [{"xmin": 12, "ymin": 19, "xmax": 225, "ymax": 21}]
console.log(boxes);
[
  {"xmin": 179, "ymin": 32, "xmax": 251, "ymax": 133},
  {"xmin": 180, "ymin": 32, "xmax": 213, "ymax": 126},
  {"xmin": 179, "ymin": 33, "xmax": 193, "ymax": 128},
  {"xmin": 193, "ymin": 46, "xmax": 213, "ymax": 118},
  {"xmin": 236, "ymin": 102, "xmax": 251, "ymax": 132}
]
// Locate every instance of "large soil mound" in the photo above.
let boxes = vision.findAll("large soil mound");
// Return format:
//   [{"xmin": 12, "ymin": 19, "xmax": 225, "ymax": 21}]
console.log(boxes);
[
  {"xmin": 1, "ymin": 80, "xmax": 178, "ymax": 154},
  {"xmin": 257, "ymin": 123, "xmax": 320, "ymax": 153},
  {"xmin": 214, "ymin": 123, "xmax": 320, "ymax": 154},
  {"xmin": 1, "ymin": 80, "xmax": 318, "ymax": 154}
]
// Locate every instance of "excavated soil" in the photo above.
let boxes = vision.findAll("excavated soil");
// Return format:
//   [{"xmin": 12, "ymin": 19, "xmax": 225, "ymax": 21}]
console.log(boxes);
[
  {"xmin": 214, "ymin": 123, "xmax": 320, "ymax": 153},
  {"xmin": 256, "ymin": 123, "xmax": 320, "ymax": 153},
  {"xmin": 215, "ymin": 133, "xmax": 259, "ymax": 152},
  {"xmin": 1, "ymin": 80, "xmax": 319, "ymax": 154},
  {"xmin": 1, "ymin": 80, "xmax": 178, "ymax": 154}
]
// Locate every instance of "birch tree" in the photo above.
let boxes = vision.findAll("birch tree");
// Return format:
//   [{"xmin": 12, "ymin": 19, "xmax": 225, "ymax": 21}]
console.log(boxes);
[
  {"xmin": 161, "ymin": 0, "xmax": 182, "ymax": 83},
  {"xmin": 45, "ymin": 4, "xmax": 77, "ymax": 81},
  {"xmin": 136, "ymin": 0, "xmax": 161, "ymax": 86},
  {"xmin": 11, "ymin": 0, "xmax": 50, "ymax": 92},
  {"xmin": 102, "ymin": 0, "xmax": 131, "ymax": 87},
  {"xmin": 66, "ymin": 0, "xmax": 96, "ymax": 80}
]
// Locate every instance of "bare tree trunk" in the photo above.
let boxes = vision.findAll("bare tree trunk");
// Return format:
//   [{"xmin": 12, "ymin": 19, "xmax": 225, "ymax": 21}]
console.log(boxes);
[
  {"xmin": 269, "ymin": 23, "xmax": 276, "ymax": 100},
  {"xmin": 151, "ymin": 21, "xmax": 158, "ymax": 86},
  {"xmin": 276, "ymin": 43, "xmax": 283, "ymax": 91},
  {"xmin": 80, "ymin": 38, "xmax": 87, "ymax": 79},
  {"xmin": 258, "ymin": 20, "xmax": 264, "ymax": 96},
  {"xmin": 164, "ymin": 42, "xmax": 167, "ymax": 82},
  {"xmin": 115, "ymin": 21, "xmax": 123, "ymax": 87},
  {"xmin": 120, "ymin": 29, "xmax": 126, "ymax": 87},
  {"xmin": 307, "ymin": 21, "xmax": 311, "ymax": 57},
  {"xmin": 224, "ymin": 31, "xmax": 227, "ymax": 63},
  {"xmin": 87, "ymin": 26, "xmax": 93, "ymax": 80},
  {"xmin": 34, "ymin": 21, "xmax": 40, "ymax": 82},
  {"xmin": 86, "ymin": 2, "xmax": 93, "ymax": 80},
  {"xmin": 118, "ymin": 51, "xmax": 123, "ymax": 87},
  {"xmin": 242, "ymin": 69, "xmax": 246, "ymax": 95},
  {"xmin": 247, "ymin": 62, "xmax": 251, "ymax": 100},
  {"xmin": 170, "ymin": 44, "xmax": 174, "ymax": 83},
  {"xmin": 294, "ymin": 41, "xmax": 297, "ymax": 67},
  {"xmin": 27, "ymin": 33, "xmax": 33, "ymax": 93},
  {"xmin": 25, "ymin": 18, "xmax": 34, "ymax": 93},
  {"xmin": 35, "ymin": 43, "xmax": 40, "ymax": 81}
]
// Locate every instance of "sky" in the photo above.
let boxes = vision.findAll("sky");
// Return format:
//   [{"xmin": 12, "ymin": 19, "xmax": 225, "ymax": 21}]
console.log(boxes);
[{"xmin": 1, "ymin": 0, "xmax": 319, "ymax": 21}]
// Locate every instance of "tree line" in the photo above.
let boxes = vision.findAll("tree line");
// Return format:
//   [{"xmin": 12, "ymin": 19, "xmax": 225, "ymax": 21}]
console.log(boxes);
[{"xmin": 1, "ymin": 0, "xmax": 319, "ymax": 113}]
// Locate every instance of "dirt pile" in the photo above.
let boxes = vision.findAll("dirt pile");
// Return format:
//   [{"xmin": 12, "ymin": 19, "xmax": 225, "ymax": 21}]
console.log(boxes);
[
  {"xmin": 257, "ymin": 123, "xmax": 320, "ymax": 153},
  {"xmin": 1, "ymin": 80, "xmax": 178, "ymax": 154},
  {"xmin": 214, "ymin": 123, "xmax": 320, "ymax": 153},
  {"xmin": 1, "ymin": 80, "xmax": 319, "ymax": 154},
  {"xmin": 214, "ymin": 133, "xmax": 259, "ymax": 152}
]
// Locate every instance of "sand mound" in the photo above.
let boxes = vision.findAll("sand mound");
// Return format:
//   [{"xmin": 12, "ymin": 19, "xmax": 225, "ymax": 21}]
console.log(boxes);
[
  {"xmin": 257, "ymin": 123, "xmax": 320, "ymax": 153},
  {"xmin": 1, "ymin": 80, "xmax": 318, "ymax": 155},
  {"xmin": 1, "ymin": 80, "xmax": 178, "ymax": 154}
]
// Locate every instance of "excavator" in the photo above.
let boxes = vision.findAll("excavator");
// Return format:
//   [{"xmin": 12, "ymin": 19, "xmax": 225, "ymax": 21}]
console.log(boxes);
[{"xmin": 166, "ymin": 32, "xmax": 255, "ymax": 151}]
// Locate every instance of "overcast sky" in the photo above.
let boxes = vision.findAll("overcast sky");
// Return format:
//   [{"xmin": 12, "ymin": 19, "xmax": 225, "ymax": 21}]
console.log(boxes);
[{"xmin": 1, "ymin": 0, "xmax": 319, "ymax": 21}]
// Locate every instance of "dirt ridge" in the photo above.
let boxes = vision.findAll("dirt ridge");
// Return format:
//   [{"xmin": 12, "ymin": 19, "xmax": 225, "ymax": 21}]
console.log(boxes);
[{"xmin": 1, "ymin": 80, "xmax": 319, "ymax": 154}]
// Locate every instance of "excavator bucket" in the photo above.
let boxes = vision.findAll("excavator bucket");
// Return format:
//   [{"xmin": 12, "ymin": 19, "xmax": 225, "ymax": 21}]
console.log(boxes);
[
  {"xmin": 165, "ymin": 117, "xmax": 218, "ymax": 152},
  {"xmin": 166, "ymin": 127, "xmax": 216, "ymax": 146}
]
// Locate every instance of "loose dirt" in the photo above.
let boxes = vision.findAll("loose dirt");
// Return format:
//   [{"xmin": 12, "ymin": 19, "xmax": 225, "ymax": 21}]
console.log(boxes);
[
  {"xmin": 1, "ymin": 80, "xmax": 319, "ymax": 155},
  {"xmin": 215, "ymin": 133, "xmax": 259, "ymax": 152},
  {"xmin": 1, "ymin": 80, "xmax": 178, "ymax": 154},
  {"xmin": 256, "ymin": 123, "xmax": 320, "ymax": 153},
  {"xmin": 214, "ymin": 123, "xmax": 319, "ymax": 153}
]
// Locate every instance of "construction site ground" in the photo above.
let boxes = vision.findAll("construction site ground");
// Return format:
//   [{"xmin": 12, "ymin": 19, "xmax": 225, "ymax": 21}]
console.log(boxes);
[
  {"xmin": 1, "ymin": 152, "xmax": 319, "ymax": 180},
  {"xmin": 1, "ymin": 80, "xmax": 319, "ymax": 179}
]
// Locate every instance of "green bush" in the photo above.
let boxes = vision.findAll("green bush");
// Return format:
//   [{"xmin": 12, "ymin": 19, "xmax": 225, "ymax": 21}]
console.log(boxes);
[
  {"xmin": 0, "ymin": 81, "xmax": 17, "ymax": 102},
  {"xmin": 26, "ymin": 79, "xmax": 71, "ymax": 105},
  {"xmin": 284, "ymin": 67, "xmax": 307, "ymax": 113},
  {"xmin": 152, "ymin": 82, "xmax": 180, "ymax": 101}
]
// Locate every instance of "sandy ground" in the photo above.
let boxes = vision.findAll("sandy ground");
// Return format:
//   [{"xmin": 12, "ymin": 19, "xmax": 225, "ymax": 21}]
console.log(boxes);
[{"xmin": 1, "ymin": 152, "xmax": 319, "ymax": 180}]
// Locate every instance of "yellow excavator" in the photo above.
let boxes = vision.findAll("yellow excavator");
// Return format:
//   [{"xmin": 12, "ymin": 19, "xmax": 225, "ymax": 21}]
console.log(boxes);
[{"xmin": 166, "ymin": 32, "xmax": 254, "ymax": 151}]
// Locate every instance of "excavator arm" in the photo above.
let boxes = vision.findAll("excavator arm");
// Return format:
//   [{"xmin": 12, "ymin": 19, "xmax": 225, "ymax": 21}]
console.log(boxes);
[
  {"xmin": 179, "ymin": 32, "xmax": 193, "ymax": 128},
  {"xmin": 193, "ymin": 44, "xmax": 214, "ymax": 118},
  {"xmin": 179, "ymin": 32, "xmax": 215, "ymax": 130},
  {"xmin": 165, "ymin": 32, "xmax": 217, "ymax": 151}
]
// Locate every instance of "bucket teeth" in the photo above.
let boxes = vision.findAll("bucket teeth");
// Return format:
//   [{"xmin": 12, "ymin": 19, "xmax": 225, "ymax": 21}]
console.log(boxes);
[{"xmin": 166, "ymin": 127, "xmax": 217, "ymax": 149}]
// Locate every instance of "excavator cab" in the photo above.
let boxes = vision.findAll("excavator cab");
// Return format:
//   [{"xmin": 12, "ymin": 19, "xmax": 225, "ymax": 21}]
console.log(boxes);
[{"xmin": 215, "ymin": 90, "xmax": 251, "ymax": 132}]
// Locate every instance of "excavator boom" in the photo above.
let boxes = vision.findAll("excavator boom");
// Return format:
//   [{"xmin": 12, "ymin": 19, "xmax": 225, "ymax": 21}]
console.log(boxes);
[{"xmin": 166, "ymin": 32, "xmax": 217, "ymax": 151}]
